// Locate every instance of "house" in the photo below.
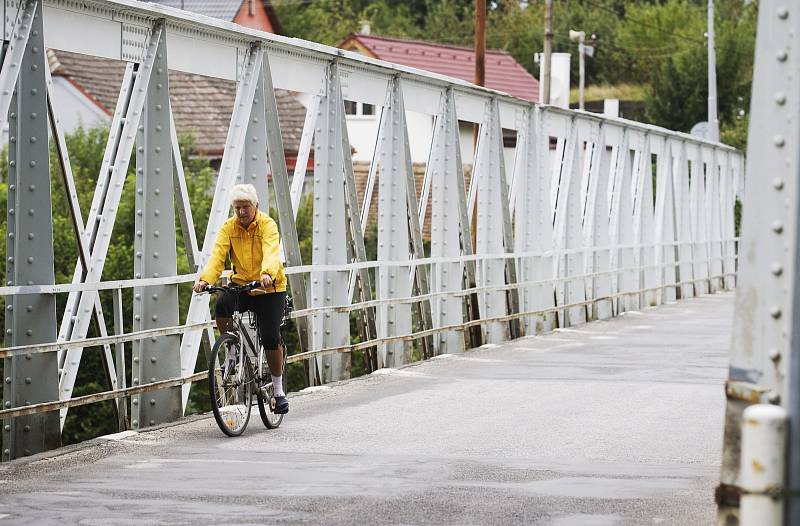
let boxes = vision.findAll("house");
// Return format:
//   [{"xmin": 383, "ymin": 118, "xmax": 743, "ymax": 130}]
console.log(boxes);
[
  {"xmin": 46, "ymin": 1, "xmax": 307, "ymax": 170},
  {"xmin": 338, "ymin": 33, "xmax": 540, "ymax": 168},
  {"xmin": 149, "ymin": 0, "xmax": 282, "ymax": 34},
  {"xmin": 48, "ymin": 50, "xmax": 306, "ymax": 170}
]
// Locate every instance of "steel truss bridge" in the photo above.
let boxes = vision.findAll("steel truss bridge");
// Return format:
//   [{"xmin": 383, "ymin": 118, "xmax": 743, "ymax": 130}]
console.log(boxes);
[{"xmin": 0, "ymin": 1, "xmax": 760, "ymax": 519}]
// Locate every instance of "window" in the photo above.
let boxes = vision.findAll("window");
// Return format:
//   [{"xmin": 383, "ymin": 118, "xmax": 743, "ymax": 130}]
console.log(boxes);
[{"xmin": 344, "ymin": 100, "xmax": 376, "ymax": 117}]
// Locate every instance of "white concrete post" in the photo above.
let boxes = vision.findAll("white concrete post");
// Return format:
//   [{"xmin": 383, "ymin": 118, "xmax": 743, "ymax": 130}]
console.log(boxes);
[{"xmin": 740, "ymin": 404, "xmax": 787, "ymax": 526}]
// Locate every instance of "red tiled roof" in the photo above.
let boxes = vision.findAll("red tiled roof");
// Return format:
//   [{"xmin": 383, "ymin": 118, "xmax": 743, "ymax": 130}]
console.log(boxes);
[
  {"xmin": 340, "ymin": 34, "xmax": 539, "ymax": 103},
  {"xmin": 48, "ymin": 50, "xmax": 306, "ymax": 158}
]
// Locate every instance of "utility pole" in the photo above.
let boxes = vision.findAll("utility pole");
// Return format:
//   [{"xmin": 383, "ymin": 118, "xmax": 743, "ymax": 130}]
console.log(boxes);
[
  {"xmin": 542, "ymin": 0, "xmax": 553, "ymax": 104},
  {"xmin": 475, "ymin": 0, "xmax": 486, "ymax": 88},
  {"xmin": 707, "ymin": 0, "xmax": 720, "ymax": 141},
  {"xmin": 570, "ymin": 30, "xmax": 586, "ymax": 110}
]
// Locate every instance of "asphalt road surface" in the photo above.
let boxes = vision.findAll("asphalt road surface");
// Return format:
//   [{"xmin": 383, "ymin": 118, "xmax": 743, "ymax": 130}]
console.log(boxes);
[{"xmin": 0, "ymin": 293, "xmax": 734, "ymax": 525}]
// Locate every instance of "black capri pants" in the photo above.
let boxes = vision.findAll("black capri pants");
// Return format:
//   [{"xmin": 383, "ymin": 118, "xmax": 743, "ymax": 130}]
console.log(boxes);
[{"xmin": 214, "ymin": 290, "xmax": 287, "ymax": 349}]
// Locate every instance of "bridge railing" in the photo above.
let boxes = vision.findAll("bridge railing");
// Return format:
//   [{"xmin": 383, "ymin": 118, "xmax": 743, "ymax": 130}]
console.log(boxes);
[{"xmin": 0, "ymin": 0, "xmax": 742, "ymax": 460}]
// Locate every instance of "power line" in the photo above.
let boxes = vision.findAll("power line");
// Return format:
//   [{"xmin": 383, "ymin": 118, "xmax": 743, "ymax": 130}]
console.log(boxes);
[{"xmin": 581, "ymin": 0, "xmax": 706, "ymax": 45}]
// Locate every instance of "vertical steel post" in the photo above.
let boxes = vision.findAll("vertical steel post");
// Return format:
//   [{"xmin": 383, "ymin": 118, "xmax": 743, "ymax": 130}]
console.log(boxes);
[
  {"xmin": 704, "ymin": 147, "xmax": 723, "ymax": 291},
  {"xmin": 716, "ymin": 2, "xmax": 798, "ymax": 522},
  {"xmin": 260, "ymin": 50, "xmax": 310, "ymax": 356},
  {"xmin": 429, "ymin": 90, "xmax": 466, "ymax": 354},
  {"xmin": 653, "ymin": 138, "xmax": 678, "ymax": 304},
  {"xmin": 474, "ymin": 100, "xmax": 509, "ymax": 342},
  {"xmin": 608, "ymin": 129, "xmax": 635, "ymax": 315},
  {"xmin": 689, "ymin": 145, "xmax": 710, "ymax": 295},
  {"xmin": 581, "ymin": 123, "xmax": 613, "ymax": 320},
  {"xmin": 113, "ymin": 289, "xmax": 127, "ymax": 431},
  {"xmin": 396, "ymin": 79, "xmax": 435, "ymax": 361},
  {"xmin": 310, "ymin": 63, "xmax": 350, "ymax": 382},
  {"xmin": 513, "ymin": 107, "xmax": 555, "ymax": 334},
  {"xmin": 674, "ymin": 142, "xmax": 696, "ymax": 299},
  {"xmin": 553, "ymin": 117, "xmax": 587, "ymax": 327},
  {"xmin": 2, "ymin": 0, "xmax": 58, "ymax": 461},
  {"xmin": 131, "ymin": 29, "xmax": 181, "ymax": 429},
  {"xmin": 633, "ymin": 135, "xmax": 657, "ymax": 308},
  {"xmin": 374, "ymin": 77, "xmax": 412, "ymax": 368}
]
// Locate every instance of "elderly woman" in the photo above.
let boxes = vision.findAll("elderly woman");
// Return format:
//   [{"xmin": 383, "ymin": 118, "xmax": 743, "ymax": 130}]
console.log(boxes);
[{"xmin": 193, "ymin": 183, "xmax": 289, "ymax": 414}]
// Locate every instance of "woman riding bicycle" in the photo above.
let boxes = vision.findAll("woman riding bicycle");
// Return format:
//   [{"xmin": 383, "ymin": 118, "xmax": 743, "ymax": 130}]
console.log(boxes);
[{"xmin": 193, "ymin": 183, "xmax": 289, "ymax": 414}]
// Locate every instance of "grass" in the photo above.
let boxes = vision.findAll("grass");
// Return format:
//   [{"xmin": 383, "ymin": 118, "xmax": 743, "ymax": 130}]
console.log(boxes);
[{"xmin": 569, "ymin": 83, "xmax": 646, "ymax": 104}]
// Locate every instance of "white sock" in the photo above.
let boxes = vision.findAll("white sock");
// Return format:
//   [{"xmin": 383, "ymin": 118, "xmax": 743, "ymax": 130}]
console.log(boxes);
[{"xmin": 271, "ymin": 375, "xmax": 285, "ymax": 397}]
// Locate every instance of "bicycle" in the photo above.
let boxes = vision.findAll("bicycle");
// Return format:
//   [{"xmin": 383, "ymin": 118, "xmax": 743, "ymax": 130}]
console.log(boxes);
[{"xmin": 201, "ymin": 281, "xmax": 293, "ymax": 437}]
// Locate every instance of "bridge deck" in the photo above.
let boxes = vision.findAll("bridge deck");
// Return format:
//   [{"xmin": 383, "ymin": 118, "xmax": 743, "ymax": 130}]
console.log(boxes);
[{"xmin": 0, "ymin": 293, "xmax": 734, "ymax": 525}]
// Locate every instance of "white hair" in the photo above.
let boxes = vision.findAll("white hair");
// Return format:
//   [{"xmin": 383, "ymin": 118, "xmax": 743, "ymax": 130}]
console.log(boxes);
[{"xmin": 230, "ymin": 184, "xmax": 259, "ymax": 206}]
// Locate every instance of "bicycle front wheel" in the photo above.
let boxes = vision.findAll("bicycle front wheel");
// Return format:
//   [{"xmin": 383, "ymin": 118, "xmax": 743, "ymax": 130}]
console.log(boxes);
[{"xmin": 209, "ymin": 333, "xmax": 253, "ymax": 436}]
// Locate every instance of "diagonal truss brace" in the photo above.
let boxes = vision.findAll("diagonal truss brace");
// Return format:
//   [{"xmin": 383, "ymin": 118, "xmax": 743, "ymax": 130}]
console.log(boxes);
[{"xmin": 57, "ymin": 22, "xmax": 164, "ymax": 428}]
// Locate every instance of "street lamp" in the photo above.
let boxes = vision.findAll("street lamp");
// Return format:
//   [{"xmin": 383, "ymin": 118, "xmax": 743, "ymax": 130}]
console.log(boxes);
[{"xmin": 569, "ymin": 29, "xmax": 594, "ymax": 111}]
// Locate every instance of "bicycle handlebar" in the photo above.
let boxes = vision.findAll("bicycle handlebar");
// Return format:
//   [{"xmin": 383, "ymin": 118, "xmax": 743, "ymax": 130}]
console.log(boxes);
[{"xmin": 202, "ymin": 281, "xmax": 261, "ymax": 295}]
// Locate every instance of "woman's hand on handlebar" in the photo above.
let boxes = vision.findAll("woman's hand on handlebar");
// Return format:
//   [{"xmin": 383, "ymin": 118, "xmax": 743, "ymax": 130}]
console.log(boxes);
[
  {"xmin": 193, "ymin": 279, "xmax": 209, "ymax": 294},
  {"xmin": 260, "ymin": 273, "xmax": 273, "ymax": 289}
]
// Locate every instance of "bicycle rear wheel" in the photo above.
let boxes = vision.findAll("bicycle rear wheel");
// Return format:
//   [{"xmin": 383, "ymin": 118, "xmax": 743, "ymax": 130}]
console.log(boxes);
[
  {"xmin": 209, "ymin": 333, "xmax": 253, "ymax": 436},
  {"xmin": 257, "ymin": 347, "xmax": 287, "ymax": 429}
]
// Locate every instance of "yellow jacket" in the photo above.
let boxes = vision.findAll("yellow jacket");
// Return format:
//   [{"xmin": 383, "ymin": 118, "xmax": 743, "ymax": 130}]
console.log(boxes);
[{"xmin": 199, "ymin": 211, "xmax": 287, "ymax": 292}]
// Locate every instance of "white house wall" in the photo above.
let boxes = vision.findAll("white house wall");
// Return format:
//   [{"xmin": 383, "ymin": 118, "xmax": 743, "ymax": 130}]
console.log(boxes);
[{"xmin": 50, "ymin": 76, "xmax": 110, "ymax": 133}]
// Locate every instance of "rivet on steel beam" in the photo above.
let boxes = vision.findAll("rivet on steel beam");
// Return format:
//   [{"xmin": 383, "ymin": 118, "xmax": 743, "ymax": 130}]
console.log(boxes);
[
  {"xmin": 777, "ymin": 50, "xmax": 789, "ymax": 62},
  {"xmin": 150, "ymin": 399, "xmax": 156, "ymax": 406},
  {"xmin": 769, "ymin": 348, "xmax": 781, "ymax": 362},
  {"xmin": 27, "ymin": 233, "xmax": 33, "ymax": 240},
  {"xmin": 772, "ymin": 221, "xmax": 784, "ymax": 234},
  {"xmin": 774, "ymin": 135, "xmax": 786, "ymax": 147},
  {"xmin": 3, "ymin": 425, "xmax": 9, "ymax": 432},
  {"xmin": 26, "ymin": 257, "xmax": 32, "ymax": 263},
  {"xmin": 777, "ymin": 7, "xmax": 789, "ymax": 19},
  {"xmin": 149, "ymin": 420, "xmax": 156, "ymax": 426},
  {"xmin": 768, "ymin": 391, "xmax": 781, "ymax": 404},
  {"xmin": 773, "ymin": 178, "xmax": 784, "ymax": 190},
  {"xmin": 772, "ymin": 264, "xmax": 783, "ymax": 276},
  {"xmin": 4, "ymin": 377, "xmax": 10, "ymax": 384},
  {"xmin": 26, "ymin": 305, "xmax": 32, "ymax": 312},
  {"xmin": 133, "ymin": 357, "xmax": 140, "ymax": 363},
  {"xmin": 771, "ymin": 306, "xmax": 783, "ymax": 319}
]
